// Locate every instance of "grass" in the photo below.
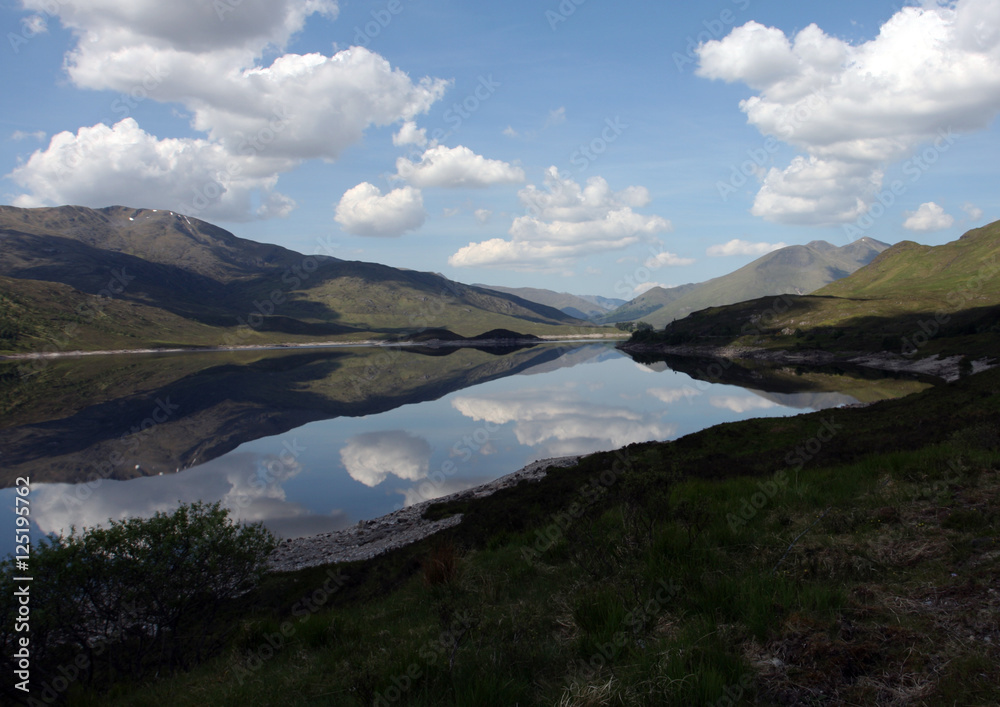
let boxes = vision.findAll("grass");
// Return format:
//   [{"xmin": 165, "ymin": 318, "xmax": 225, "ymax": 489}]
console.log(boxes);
[{"xmin": 28, "ymin": 365, "xmax": 998, "ymax": 706}]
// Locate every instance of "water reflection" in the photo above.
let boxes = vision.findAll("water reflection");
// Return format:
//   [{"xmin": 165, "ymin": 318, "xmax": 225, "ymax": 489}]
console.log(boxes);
[
  {"xmin": 340, "ymin": 431, "xmax": 433, "ymax": 487},
  {"xmin": 1, "ymin": 343, "xmax": 936, "ymax": 550},
  {"xmin": 452, "ymin": 383, "xmax": 677, "ymax": 458}
]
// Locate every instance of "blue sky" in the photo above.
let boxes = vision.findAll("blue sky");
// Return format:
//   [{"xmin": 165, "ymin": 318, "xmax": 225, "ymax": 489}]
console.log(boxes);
[{"xmin": 2, "ymin": 0, "xmax": 999, "ymax": 299}]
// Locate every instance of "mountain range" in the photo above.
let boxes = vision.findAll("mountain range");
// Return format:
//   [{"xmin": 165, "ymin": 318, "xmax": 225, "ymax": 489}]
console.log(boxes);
[
  {"xmin": 0, "ymin": 205, "xmax": 591, "ymax": 353},
  {"xmin": 629, "ymin": 220, "xmax": 1000, "ymax": 360},
  {"xmin": 599, "ymin": 237, "xmax": 890, "ymax": 327}
]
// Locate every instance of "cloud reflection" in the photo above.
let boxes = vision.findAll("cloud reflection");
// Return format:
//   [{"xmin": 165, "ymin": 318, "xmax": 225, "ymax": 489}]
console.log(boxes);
[
  {"xmin": 709, "ymin": 395, "xmax": 779, "ymax": 414},
  {"xmin": 451, "ymin": 385, "xmax": 675, "ymax": 458},
  {"xmin": 30, "ymin": 451, "xmax": 350, "ymax": 541},
  {"xmin": 340, "ymin": 430, "xmax": 433, "ymax": 487}
]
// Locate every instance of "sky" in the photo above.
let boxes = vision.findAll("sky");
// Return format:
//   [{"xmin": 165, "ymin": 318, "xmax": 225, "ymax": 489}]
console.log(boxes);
[{"xmin": 2, "ymin": 0, "xmax": 1000, "ymax": 300}]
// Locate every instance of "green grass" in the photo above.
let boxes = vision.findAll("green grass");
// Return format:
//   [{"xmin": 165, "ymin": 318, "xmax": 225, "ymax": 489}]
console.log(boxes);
[
  {"xmin": 23, "ymin": 365, "xmax": 996, "ymax": 707},
  {"xmin": 625, "ymin": 220, "xmax": 1000, "ymax": 362}
]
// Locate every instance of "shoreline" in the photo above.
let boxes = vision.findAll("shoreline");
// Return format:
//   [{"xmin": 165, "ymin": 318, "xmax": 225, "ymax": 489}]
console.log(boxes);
[
  {"xmin": 0, "ymin": 334, "xmax": 625, "ymax": 361},
  {"xmin": 618, "ymin": 342, "xmax": 998, "ymax": 382},
  {"xmin": 268, "ymin": 455, "xmax": 583, "ymax": 572}
]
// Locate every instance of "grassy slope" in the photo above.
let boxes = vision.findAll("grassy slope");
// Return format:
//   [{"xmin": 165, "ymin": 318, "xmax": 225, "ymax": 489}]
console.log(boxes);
[
  {"xmin": 59, "ymin": 366, "xmax": 1000, "ymax": 706},
  {"xmin": 473, "ymin": 285, "xmax": 617, "ymax": 319},
  {"xmin": 601, "ymin": 239, "xmax": 888, "ymax": 328},
  {"xmin": 630, "ymin": 222, "xmax": 1000, "ymax": 360},
  {"xmin": 0, "ymin": 206, "xmax": 604, "ymax": 353}
]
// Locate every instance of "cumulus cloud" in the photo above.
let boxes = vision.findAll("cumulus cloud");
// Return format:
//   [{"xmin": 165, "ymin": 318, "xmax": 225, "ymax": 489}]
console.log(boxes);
[
  {"xmin": 395, "ymin": 145, "xmax": 525, "ymax": 188},
  {"xmin": 334, "ymin": 182, "xmax": 426, "ymax": 237},
  {"xmin": 474, "ymin": 208, "xmax": 493, "ymax": 223},
  {"xmin": 8, "ymin": 119, "xmax": 295, "ymax": 221},
  {"xmin": 393, "ymin": 120, "xmax": 428, "ymax": 148},
  {"xmin": 339, "ymin": 431, "xmax": 432, "ymax": 488},
  {"xmin": 449, "ymin": 167, "xmax": 672, "ymax": 271},
  {"xmin": 706, "ymin": 239, "xmax": 788, "ymax": 257},
  {"xmin": 903, "ymin": 202, "xmax": 955, "ymax": 231},
  {"xmin": 697, "ymin": 2, "xmax": 1000, "ymax": 225},
  {"xmin": 9, "ymin": 2, "xmax": 450, "ymax": 220}
]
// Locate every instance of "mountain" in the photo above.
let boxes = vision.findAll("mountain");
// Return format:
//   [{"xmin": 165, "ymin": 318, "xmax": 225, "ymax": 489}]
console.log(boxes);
[
  {"xmin": 474, "ymin": 284, "xmax": 626, "ymax": 320},
  {"xmin": 0, "ymin": 205, "xmax": 591, "ymax": 352},
  {"xmin": 624, "ymin": 221, "xmax": 1000, "ymax": 360},
  {"xmin": 601, "ymin": 237, "xmax": 889, "ymax": 327}
]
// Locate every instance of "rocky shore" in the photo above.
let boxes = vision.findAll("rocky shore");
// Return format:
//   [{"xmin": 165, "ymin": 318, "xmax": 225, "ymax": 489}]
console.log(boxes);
[
  {"xmin": 619, "ymin": 342, "xmax": 997, "ymax": 382},
  {"xmin": 268, "ymin": 455, "xmax": 583, "ymax": 572}
]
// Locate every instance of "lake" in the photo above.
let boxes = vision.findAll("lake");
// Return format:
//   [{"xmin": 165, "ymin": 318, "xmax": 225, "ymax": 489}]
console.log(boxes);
[{"xmin": 0, "ymin": 342, "xmax": 933, "ymax": 554}]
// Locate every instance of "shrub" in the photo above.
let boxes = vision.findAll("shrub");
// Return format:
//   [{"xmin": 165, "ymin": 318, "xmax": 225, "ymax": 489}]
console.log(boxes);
[{"xmin": 0, "ymin": 502, "xmax": 275, "ymax": 698}]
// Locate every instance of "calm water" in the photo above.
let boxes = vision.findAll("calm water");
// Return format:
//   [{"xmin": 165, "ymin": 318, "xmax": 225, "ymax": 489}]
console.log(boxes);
[{"xmin": 0, "ymin": 342, "xmax": 931, "ymax": 553}]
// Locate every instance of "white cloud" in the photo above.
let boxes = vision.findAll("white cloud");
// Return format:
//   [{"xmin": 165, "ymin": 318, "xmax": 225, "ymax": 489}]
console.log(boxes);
[
  {"xmin": 903, "ymin": 202, "xmax": 955, "ymax": 231},
  {"xmin": 962, "ymin": 202, "xmax": 984, "ymax": 220},
  {"xmin": 697, "ymin": 2, "xmax": 1000, "ymax": 225},
  {"xmin": 393, "ymin": 120, "xmax": 428, "ymax": 148},
  {"xmin": 449, "ymin": 168, "xmax": 671, "ymax": 271},
  {"xmin": 474, "ymin": 208, "xmax": 493, "ymax": 224},
  {"xmin": 334, "ymin": 182, "xmax": 425, "ymax": 237},
  {"xmin": 8, "ymin": 119, "xmax": 295, "ymax": 221},
  {"xmin": 339, "ymin": 431, "xmax": 432, "ymax": 487},
  {"xmin": 10, "ymin": 2, "xmax": 451, "ymax": 220},
  {"xmin": 644, "ymin": 251, "xmax": 695, "ymax": 267},
  {"xmin": 706, "ymin": 239, "xmax": 788, "ymax": 257},
  {"xmin": 503, "ymin": 125, "xmax": 519, "ymax": 138},
  {"xmin": 395, "ymin": 145, "xmax": 525, "ymax": 188},
  {"xmin": 11, "ymin": 130, "xmax": 46, "ymax": 142}
]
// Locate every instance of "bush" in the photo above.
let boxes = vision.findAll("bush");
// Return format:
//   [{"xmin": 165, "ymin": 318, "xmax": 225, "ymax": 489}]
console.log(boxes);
[{"xmin": 0, "ymin": 502, "xmax": 275, "ymax": 699}]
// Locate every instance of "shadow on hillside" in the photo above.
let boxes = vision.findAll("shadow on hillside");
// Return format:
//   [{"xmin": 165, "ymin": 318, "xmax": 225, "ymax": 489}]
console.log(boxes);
[{"xmin": 639, "ymin": 295, "xmax": 1000, "ymax": 359}]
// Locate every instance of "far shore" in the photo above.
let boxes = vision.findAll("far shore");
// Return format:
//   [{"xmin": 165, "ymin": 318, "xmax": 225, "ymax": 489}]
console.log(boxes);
[{"xmin": 0, "ymin": 333, "xmax": 627, "ymax": 361}]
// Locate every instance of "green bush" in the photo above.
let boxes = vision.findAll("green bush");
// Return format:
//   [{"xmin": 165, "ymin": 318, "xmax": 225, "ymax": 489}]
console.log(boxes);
[{"xmin": 0, "ymin": 502, "xmax": 275, "ymax": 699}]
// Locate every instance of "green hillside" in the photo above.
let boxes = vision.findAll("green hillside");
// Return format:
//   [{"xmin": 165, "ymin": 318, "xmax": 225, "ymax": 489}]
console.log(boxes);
[
  {"xmin": 0, "ymin": 205, "xmax": 598, "ymax": 354},
  {"xmin": 603, "ymin": 238, "xmax": 888, "ymax": 327},
  {"xmin": 474, "ymin": 285, "xmax": 625, "ymax": 320},
  {"xmin": 625, "ymin": 222, "xmax": 1000, "ymax": 360}
]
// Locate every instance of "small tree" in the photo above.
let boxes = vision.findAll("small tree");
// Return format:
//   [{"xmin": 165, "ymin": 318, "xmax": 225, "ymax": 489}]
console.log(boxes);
[{"xmin": 0, "ymin": 502, "xmax": 275, "ymax": 695}]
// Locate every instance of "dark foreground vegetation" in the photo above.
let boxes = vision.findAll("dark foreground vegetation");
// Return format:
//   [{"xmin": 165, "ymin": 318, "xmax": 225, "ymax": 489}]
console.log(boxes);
[{"xmin": 4, "ymin": 366, "xmax": 1000, "ymax": 705}]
